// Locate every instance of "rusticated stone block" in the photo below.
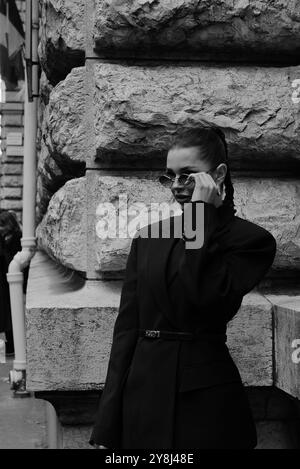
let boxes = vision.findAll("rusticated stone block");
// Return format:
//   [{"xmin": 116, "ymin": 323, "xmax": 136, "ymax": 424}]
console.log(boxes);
[
  {"xmin": 26, "ymin": 251, "xmax": 273, "ymax": 391},
  {"xmin": 60, "ymin": 426, "xmax": 92, "ymax": 449},
  {"xmin": 39, "ymin": 70, "xmax": 54, "ymax": 108},
  {"xmin": 41, "ymin": 67, "xmax": 87, "ymax": 165},
  {"xmin": 87, "ymin": 175, "xmax": 300, "ymax": 276},
  {"xmin": 36, "ymin": 178, "xmax": 87, "ymax": 273},
  {"xmin": 36, "ymin": 67, "xmax": 86, "ymax": 219},
  {"xmin": 41, "ymin": 65, "xmax": 300, "ymax": 178},
  {"xmin": 94, "ymin": 0, "xmax": 300, "ymax": 63},
  {"xmin": 38, "ymin": 72, "xmax": 54, "ymax": 147},
  {"xmin": 86, "ymin": 171, "xmax": 178, "ymax": 278},
  {"xmin": 265, "ymin": 293, "xmax": 300, "ymax": 400},
  {"xmin": 38, "ymin": 1, "xmax": 300, "ymax": 82},
  {"xmin": 36, "ymin": 140, "xmax": 64, "ymax": 222},
  {"xmin": 234, "ymin": 179, "xmax": 300, "ymax": 272},
  {"xmin": 37, "ymin": 72, "xmax": 58, "ymax": 221},
  {"xmin": 26, "ymin": 251, "xmax": 122, "ymax": 391},
  {"xmin": 36, "ymin": 175, "xmax": 300, "ymax": 277},
  {"xmin": 227, "ymin": 293, "xmax": 273, "ymax": 387},
  {"xmin": 38, "ymin": 0, "xmax": 85, "ymax": 85},
  {"xmin": 92, "ymin": 63, "xmax": 300, "ymax": 170}
]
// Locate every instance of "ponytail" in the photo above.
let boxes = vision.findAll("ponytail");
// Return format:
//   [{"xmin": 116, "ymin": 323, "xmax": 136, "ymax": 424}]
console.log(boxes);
[{"xmin": 210, "ymin": 127, "xmax": 236, "ymax": 215}]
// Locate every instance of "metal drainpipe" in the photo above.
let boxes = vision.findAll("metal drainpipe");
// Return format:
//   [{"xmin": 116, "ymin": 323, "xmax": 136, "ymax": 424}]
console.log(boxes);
[
  {"xmin": 46, "ymin": 402, "xmax": 63, "ymax": 449},
  {"xmin": 7, "ymin": 0, "xmax": 39, "ymax": 396}
]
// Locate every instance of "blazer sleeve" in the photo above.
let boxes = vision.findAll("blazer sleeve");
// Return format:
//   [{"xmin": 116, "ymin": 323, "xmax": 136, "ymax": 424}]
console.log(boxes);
[
  {"xmin": 89, "ymin": 234, "xmax": 140, "ymax": 449},
  {"xmin": 178, "ymin": 201, "xmax": 277, "ymax": 311}
]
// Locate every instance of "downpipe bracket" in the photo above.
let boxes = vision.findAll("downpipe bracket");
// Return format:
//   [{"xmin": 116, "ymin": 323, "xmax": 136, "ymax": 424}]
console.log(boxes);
[{"xmin": 9, "ymin": 369, "xmax": 31, "ymax": 398}]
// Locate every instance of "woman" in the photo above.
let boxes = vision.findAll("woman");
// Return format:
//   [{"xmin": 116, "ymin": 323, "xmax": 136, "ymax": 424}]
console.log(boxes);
[
  {"xmin": 0, "ymin": 210, "xmax": 28, "ymax": 356},
  {"xmin": 90, "ymin": 126, "xmax": 277, "ymax": 449}
]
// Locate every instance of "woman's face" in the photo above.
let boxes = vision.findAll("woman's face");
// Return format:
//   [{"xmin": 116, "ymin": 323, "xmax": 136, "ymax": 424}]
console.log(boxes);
[{"xmin": 166, "ymin": 146, "xmax": 221, "ymax": 206}]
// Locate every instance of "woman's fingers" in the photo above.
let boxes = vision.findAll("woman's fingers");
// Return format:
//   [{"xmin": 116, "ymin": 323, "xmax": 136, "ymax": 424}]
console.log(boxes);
[
  {"xmin": 189, "ymin": 172, "xmax": 216, "ymax": 190},
  {"xmin": 188, "ymin": 172, "xmax": 219, "ymax": 204}
]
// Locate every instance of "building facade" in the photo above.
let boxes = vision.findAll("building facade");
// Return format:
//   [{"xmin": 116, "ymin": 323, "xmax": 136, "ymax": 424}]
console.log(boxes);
[
  {"xmin": 24, "ymin": 1, "xmax": 300, "ymax": 448},
  {"xmin": 0, "ymin": 0, "xmax": 26, "ymax": 223}
]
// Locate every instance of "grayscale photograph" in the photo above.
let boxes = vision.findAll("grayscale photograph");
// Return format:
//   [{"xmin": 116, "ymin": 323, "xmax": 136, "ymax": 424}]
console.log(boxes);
[{"xmin": 0, "ymin": 0, "xmax": 300, "ymax": 454}]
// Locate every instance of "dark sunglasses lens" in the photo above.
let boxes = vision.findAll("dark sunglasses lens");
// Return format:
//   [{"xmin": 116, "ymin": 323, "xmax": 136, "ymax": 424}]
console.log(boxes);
[
  {"xmin": 159, "ymin": 175, "xmax": 172, "ymax": 187},
  {"xmin": 176, "ymin": 175, "xmax": 186, "ymax": 185}
]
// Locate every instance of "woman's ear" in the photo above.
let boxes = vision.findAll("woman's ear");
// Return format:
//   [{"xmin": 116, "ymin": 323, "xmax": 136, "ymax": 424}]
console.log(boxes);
[{"xmin": 216, "ymin": 163, "xmax": 227, "ymax": 185}]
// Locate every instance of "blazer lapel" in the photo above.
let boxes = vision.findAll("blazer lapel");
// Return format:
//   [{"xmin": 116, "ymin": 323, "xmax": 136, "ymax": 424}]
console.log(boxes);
[
  {"xmin": 146, "ymin": 203, "xmax": 235, "ymax": 330},
  {"xmin": 146, "ymin": 215, "xmax": 182, "ymax": 330}
]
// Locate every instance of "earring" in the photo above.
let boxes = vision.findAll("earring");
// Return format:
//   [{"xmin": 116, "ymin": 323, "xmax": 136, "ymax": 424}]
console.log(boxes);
[
  {"xmin": 221, "ymin": 184, "xmax": 226, "ymax": 201},
  {"xmin": 217, "ymin": 184, "xmax": 226, "ymax": 200}
]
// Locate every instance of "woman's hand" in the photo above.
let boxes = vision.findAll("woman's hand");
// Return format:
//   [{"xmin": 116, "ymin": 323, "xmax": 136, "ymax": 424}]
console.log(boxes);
[{"xmin": 187, "ymin": 172, "xmax": 223, "ymax": 208}]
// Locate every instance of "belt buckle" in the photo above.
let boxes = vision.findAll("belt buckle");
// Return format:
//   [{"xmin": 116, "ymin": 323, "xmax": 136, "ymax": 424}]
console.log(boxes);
[{"xmin": 145, "ymin": 330, "xmax": 160, "ymax": 339}]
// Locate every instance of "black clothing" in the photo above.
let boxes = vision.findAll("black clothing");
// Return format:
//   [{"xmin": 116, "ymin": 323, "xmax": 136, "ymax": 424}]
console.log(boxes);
[
  {"xmin": 90, "ymin": 201, "xmax": 277, "ymax": 449},
  {"xmin": 0, "ymin": 232, "xmax": 28, "ymax": 333},
  {"xmin": 0, "ymin": 235, "xmax": 11, "ymax": 332}
]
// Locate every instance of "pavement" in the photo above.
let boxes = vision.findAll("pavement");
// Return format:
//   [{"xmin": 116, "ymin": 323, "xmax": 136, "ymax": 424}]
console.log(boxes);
[{"xmin": 0, "ymin": 358, "xmax": 47, "ymax": 449}]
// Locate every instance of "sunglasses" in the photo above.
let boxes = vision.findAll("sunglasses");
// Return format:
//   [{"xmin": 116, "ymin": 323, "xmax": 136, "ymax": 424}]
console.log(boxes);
[{"xmin": 159, "ymin": 165, "xmax": 218, "ymax": 189}]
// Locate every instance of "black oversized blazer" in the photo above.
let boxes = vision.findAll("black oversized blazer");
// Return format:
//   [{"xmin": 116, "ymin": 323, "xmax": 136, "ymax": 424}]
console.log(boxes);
[{"xmin": 90, "ymin": 201, "xmax": 277, "ymax": 449}]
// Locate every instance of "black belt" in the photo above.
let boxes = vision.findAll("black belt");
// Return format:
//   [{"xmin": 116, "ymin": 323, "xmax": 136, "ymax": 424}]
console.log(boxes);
[{"xmin": 139, "ymin": 329, "xmax": 227, "ymax": 343}]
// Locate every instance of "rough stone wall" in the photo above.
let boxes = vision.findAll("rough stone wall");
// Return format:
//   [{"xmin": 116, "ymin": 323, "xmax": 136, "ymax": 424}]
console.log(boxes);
[
  {"xmin": 30, "ymin": 0, "xmax": 300, "ymax": 448},
  {"xmin": 93, "ymin": 0, "xmax": 300, "ymax": 63}
]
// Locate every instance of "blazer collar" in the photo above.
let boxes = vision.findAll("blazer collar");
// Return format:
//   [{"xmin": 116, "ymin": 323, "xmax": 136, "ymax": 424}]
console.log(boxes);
[{"xmin": 213, "ymin": 203, "xmax": 236, "ymax": 234}]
